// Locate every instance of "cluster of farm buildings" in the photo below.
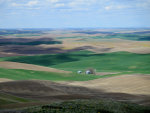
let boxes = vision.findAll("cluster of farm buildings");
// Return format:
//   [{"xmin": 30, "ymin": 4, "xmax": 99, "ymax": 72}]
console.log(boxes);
[{"xmin": 77, "ymin": 68, "xmax": 96, "ymax": 75}]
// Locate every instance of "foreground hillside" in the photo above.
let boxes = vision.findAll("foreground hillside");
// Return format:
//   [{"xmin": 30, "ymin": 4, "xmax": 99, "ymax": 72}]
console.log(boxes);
[
  {"xmin": 0, "ymin": 74, "xmax": 150, "ymax": 108},
  {"xmin": 2, "ymin": 100, "xmax": 150, "ymax": 113},
  {"xmin": 60, "ymin": 74, "xmax": 150, "ymax": 96}
]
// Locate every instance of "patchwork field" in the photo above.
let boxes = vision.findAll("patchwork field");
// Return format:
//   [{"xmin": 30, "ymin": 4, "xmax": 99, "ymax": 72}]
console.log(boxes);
[
  {"xmin": 0, "ymin": 28, "xmax": 150, "ymax": 112},
  {"xmin": 1, "ymin": 29, "xmax": 150, "ymax": 57},
  {"xmin": 1, "ymin": 51, "xmax": 150, "ymax": 74}
]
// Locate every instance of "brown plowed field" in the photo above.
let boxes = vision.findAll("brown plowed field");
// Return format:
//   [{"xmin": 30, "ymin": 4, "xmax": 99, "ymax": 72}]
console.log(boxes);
[
  {"xmin": 0, "ymin": 78, "xmax": 13, "ymax": 83},
  {"xmin": 60, "ymin": 74, "xmax": 150, "ymax": 95},
  {"xmin": 0, "ymin": 74, "xmax": 150, "ymax": 107},
  {"xmin": 0, "ymin": 61, "xmax": 70, "ymax": 73}
]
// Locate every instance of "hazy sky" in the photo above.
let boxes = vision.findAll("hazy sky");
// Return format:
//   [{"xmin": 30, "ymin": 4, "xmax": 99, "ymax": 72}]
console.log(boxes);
[{"xmin": 0, "ymin": 0, "xmax": 150, "ymax": 28}]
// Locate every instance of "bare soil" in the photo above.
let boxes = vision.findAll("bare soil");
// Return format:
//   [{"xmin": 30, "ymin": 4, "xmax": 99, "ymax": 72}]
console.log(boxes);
[
  {"xmin": 61, "ymin": 38, "xmax": 150, "ymax": 54},
  {"xmin": 60, "ymin": 74, "xmax": 150, "ymax": 95},
  {"xmin": 0, "ymin": 61, "xmax": 70, "ymax": 73},
  {"xmin": 0, "ymin": 78, "xmax": 13, "ymax": 83},
  {"xmin": 0, "ymin": 74, "xmax": 150, "ymax": 109}
]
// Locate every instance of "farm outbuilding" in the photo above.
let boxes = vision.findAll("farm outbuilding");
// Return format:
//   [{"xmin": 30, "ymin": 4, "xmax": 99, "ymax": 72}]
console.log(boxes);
[
  {"xmin": 85, "ymin": 70, "xmax": 91, "ymax": 74},
  {"xmin": 77, "ymin": 70, "xmax": 82, "ymax": 74},
  {"xmin": 85, "ymin": 68, "xmax": 96, "ymax": 75},
  {"xmin": 77, "ymin": 68, "xmax": 96, "ymax": 75}
]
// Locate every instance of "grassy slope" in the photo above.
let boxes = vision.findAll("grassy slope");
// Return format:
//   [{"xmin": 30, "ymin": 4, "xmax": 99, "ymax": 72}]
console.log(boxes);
[
  {"xmin": 0, "ymin": 92, "xmax": 31, "ymax": 107},
  {"xmin": 1, "ymin": 51, "xmax": 150, "ymax": 74},
  {"xmin": 0, "ymin": 68, "xmax": 112, "ymax": 81},
  {"xmin": 53, "ymin": 52, "xmax": 150, "ymax": 73}
]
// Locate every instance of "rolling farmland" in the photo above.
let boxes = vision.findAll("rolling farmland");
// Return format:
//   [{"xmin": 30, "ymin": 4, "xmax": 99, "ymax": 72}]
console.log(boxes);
[{"xmin": 0, "ymin": 28, "xmax": 150, "ymax": 112}]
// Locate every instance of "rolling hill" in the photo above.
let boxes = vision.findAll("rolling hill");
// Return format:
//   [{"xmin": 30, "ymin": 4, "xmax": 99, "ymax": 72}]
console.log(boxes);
[{"xmin": 1, "ymin": 51, "xmax": 150, "ymax": 74}]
